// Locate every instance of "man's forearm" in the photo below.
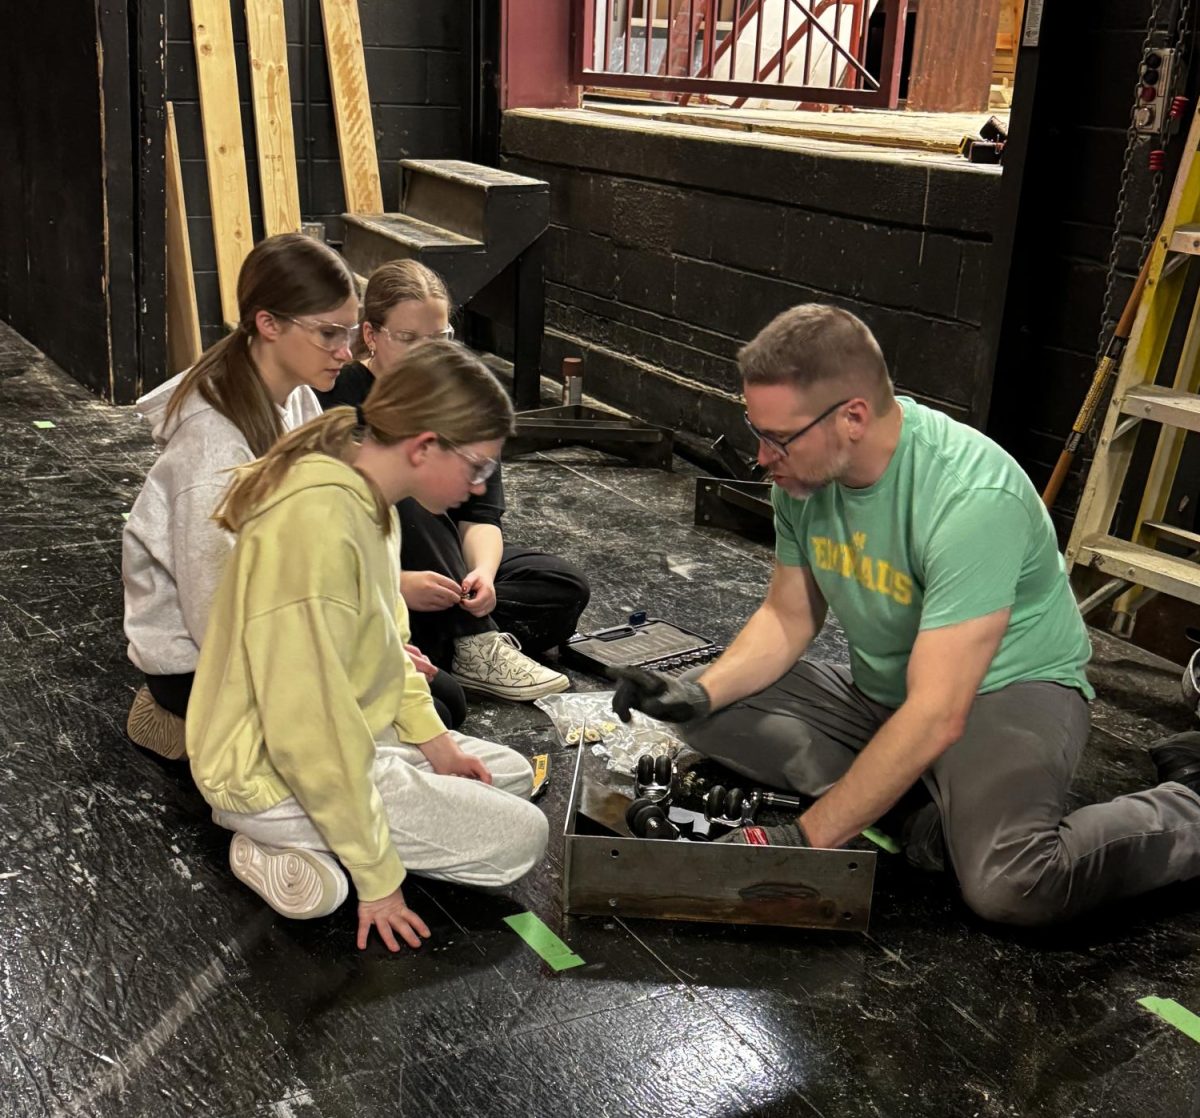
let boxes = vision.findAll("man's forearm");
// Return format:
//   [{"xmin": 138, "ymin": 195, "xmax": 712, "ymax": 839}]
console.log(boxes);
[
  {"xmin": 699, "ymin": 602, "xmax": 819, "ymax": 710},
  {"xmin": 799, "ymin": 700, "xmax": 962, "ymax": 848}
]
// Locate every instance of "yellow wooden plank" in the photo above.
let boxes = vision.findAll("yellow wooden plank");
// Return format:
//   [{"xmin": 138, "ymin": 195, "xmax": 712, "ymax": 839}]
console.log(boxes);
[
  {"xmin": 165, "ymin": 102, "xmax": 203, "ymax": 374},
  {"xmin": 191, "ymin": 0, "xmax": 254, "ymax": 326},
  {"xmin": 1079, "ymin": 535, "xmax": 1200, "ymax": 607},
  {"xmin": 321, "ymin": 0, "xmax": 383, "ymax": 213},
  {"xmin": 246, "ymin": 0, "xmax": 302, "ymax": 235}
]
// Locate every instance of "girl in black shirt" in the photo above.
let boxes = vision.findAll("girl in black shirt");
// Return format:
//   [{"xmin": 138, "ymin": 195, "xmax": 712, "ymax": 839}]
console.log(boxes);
[{"xmin": 317, "ymin": 261, "xmax": 588, "ymax": 702}]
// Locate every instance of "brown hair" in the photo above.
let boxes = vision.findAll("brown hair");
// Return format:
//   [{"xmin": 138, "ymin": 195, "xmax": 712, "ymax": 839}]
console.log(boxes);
[
  {"xmin": 164, "ymin": 233, "xmax": 356, "ymax": 455},
  {"xmin": 356, "ymin": 259, "xmax": 452, "ymax": 358},
  {"xmin": 216, "ymin": 340, "xmax": 514, "ymax": 533},
  {"xmin": 739, "ymin": 305, "xmax": 893, "ymax": 411}
]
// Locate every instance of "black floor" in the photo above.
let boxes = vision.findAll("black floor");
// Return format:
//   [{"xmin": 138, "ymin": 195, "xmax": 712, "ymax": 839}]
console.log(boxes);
[{"xmin": 4, "ymin": 323, "xmax": 1200, "ymax": 1117}]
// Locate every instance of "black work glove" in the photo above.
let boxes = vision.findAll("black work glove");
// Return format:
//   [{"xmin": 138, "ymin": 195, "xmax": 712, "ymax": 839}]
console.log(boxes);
[{"xmin": 610, "ymin": 666, "xmax": 712, "ymax": 724}]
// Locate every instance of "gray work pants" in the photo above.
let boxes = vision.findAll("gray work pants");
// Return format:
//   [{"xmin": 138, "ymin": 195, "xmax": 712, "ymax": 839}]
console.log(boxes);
[{"xmin": 683, "ymin": 660, "xmax": 1200, "ymax": 926}]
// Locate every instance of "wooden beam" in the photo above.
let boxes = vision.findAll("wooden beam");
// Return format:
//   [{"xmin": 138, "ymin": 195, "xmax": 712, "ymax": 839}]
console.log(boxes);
[
  {"xmin": 246, "ymin": 0, "xmax": 302, "ymax": 235},
  {"xmin": 320, "ymin": 0, "xmax": 383, "ymax": 213},
  {"xmin": 191, "ymin": 0, "xmax": 254, "ymax": 326},
  {"xmin": 165, "ymin": 102, "xmax": 202, "ymax": 375},
  {"xmin": 907, "ymin": 0, "xmax": 1004, "ymax": 112}
]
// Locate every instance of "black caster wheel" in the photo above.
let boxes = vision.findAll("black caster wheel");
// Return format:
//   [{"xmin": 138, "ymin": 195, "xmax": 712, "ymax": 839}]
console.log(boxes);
[
  {"xmin": 634, "ymin": 752, "xmax": 675, "ymax": 803},
  {"xmin": 625, "ymin": 796, "xmax": 681, "ymax": 840}
]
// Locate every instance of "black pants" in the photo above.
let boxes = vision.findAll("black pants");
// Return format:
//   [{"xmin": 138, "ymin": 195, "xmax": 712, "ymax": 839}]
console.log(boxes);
[
  {"xmin": 143, "ymin": 667, "xmax": 467, "ymax": 732},
  {"xmin": 400, "ymin": 513, "xmax": 590, "ymax": 673}
]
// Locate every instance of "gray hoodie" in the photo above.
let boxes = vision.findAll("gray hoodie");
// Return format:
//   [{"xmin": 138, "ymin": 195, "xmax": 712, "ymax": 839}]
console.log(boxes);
[{"xmin": 122, "ymin": 371, "xmax": 323, "ymax": 676}]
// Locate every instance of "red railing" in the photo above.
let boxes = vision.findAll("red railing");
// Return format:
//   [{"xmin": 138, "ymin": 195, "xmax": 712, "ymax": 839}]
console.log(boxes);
[{"xmin": 576, "ymin": 0, "xmax": 908, "ymax": 109}]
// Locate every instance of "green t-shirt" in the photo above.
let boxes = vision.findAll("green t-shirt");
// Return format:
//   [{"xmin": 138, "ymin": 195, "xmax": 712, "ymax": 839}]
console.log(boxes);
[{"xmin": 773, "ymin": 398, "xmax": 1093, "ymax": 707}]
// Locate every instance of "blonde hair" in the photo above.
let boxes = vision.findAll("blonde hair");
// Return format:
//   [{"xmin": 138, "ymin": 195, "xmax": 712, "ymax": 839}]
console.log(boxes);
[
  {"xmin": 356, "ymin": 259, "xmax": 452, "ymax": 358},
  {"xmin": 216, "ymin": 340, "xmax": 514, "ymax": 533},
  {"xmin": 165, "ymin": 234, "xmax": 356, "ymax": 455},
  {"xmin": 739, "ymin": 305, "xmax": 893, "ymax": 412}
]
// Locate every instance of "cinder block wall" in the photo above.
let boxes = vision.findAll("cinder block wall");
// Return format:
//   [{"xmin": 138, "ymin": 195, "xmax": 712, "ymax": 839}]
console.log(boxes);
[
  {"xmin": 502, "ymin": 110, "xmax": 1001, "ymax": 451},
  {"xmin": 165, "ymin": 0, "xmax": 467, "ymax": 354}
]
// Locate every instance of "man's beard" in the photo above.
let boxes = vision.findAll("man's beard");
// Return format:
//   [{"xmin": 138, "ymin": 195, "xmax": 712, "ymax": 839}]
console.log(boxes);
[{"xmin": 774, "ymin": 447, "xmax": 852, "ymax": 499}]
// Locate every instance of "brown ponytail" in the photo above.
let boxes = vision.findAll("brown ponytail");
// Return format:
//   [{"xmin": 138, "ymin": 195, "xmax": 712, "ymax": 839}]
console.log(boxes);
[
  {"xmin": 216, "ymin": 340, "xmax": 514, "ymax": 534},
  {"xmin": 165, "ymin": 233, "xmax": 356, "ymax": 455}
]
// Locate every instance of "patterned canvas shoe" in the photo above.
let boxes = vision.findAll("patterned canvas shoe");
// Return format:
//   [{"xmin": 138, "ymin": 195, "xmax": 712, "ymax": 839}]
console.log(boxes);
[
  {"xmin": 126, "ymin": 685, "xmax": 187, "ymax": 761},
  {"xmin": 451, "ymin": 632, "xmax": 570, "ymax": 702},
  {"xmin": 228, "ymin": 834, "xmax": 348, "ymax": 919}
]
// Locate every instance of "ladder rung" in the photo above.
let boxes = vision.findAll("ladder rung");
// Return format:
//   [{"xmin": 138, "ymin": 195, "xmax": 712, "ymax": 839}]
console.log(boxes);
[
  {"xmin": 1170, "ymin": 223, "xmax": 1200, "ymax": 254},
  {"xmin": 1077, "ymin": 534, "xmax": 1200, "ymax": 605},
  {"xmin": 1143, "ymin": 520, "xmax": 1200, "ymax": 550},
  {"xmin": 1118, "ymin": 384, "xmax": 1200, "ymax": 432}
]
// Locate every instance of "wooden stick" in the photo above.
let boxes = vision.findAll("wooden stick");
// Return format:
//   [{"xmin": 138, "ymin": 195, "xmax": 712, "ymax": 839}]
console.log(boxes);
[
  {"xmin": 1042, "ymin": 254, "xmax": 1152, "ymax": 509},
  {"xmin": 192, "ymin": 0, "xmax": 254, "ymax": 327},
  {"xmin": 321, "ymin": 0, "xmax": 383, "ymax": 213},
  {"xmin": 246, "ymin": 0, "xmax": 302, "ymax": 235},
  {"xmin": 165, "ymin": 102, "xmax": 202, "ymax": 374}
]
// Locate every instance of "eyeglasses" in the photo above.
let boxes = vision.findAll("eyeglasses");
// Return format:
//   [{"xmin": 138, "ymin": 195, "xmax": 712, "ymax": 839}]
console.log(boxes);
[
  {"xmin": 275, "ymin": 314, "xmax": 362, "ymax": 354},
  {"xmin": 743, "ymin": 398, "xmax": 850, "ymax": 459},
  {"xmin": 439, "ymin": 436, "xmax": 499, "ymax": 485},
  {"xmin": 376, "ymin": 325, "xmax": 455, "ymax": 346}
]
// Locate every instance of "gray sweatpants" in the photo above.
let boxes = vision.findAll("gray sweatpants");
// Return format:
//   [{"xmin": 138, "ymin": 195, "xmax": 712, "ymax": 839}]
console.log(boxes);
[
  {"xmin": 212, "ymin": 730, "xmax": 548, "ymax": 891},
  {"xmin": 683, "ymin": 660, "xmax": 1200, "ymax": 926}
]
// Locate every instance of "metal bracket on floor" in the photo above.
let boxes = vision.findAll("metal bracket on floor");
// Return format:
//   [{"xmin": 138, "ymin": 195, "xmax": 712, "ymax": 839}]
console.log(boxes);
[
  {"xmin": 694, "ymin": 477, "xmax": 774, "ymax": 542},
  {"xmin": 692, "ymin": 433, "xmax": 774, "ymax": 542},
  {"xmin": 508, "ymin": 404, "xmax": 674, "ymax": 470}
]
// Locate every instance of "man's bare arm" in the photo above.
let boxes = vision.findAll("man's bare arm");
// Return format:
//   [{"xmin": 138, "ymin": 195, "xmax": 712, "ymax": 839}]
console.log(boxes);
[
  {"xmin": 799, "ymin": 608, "xmax": 1010, "ymax": 848},
  {"xmin": 698, "ymin": 561, "xmax": 828, "ymax": 711}
]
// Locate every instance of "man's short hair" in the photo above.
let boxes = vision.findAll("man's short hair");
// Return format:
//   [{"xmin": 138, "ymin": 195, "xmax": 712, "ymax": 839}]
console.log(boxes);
[{"xmin": 739, "ymin": 305, "xmax": 893, "ymax": 411}]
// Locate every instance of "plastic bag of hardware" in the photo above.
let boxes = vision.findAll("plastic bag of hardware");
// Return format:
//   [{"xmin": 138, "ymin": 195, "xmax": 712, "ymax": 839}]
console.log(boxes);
[{"xmin": 534, "ymin": 690, "xmax": 684, "ymax": 776}]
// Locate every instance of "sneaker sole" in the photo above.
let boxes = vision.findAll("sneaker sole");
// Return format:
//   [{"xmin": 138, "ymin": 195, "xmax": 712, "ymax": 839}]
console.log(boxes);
[
  {"xmin": 228, "ymin": 833, "xmax": 348, "ymax": 919},
  {"xmin": 451, "ymin": 672, "xmax": 571, "ymax": 702}
]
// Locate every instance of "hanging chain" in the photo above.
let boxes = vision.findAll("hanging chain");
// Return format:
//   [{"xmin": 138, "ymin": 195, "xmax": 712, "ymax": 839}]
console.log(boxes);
[
  {"xmin": 1179, "ymin": 0, "xmax": 1195, "ymax": 76},
  {"xmin": 1094, "ymin": 0, "xmax": 1167, "ymax": 365}
]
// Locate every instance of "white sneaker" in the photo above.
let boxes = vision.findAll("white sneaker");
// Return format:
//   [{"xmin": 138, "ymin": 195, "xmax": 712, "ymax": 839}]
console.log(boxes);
[
  {"xmin": 452, "ymin": 631, "xmax": 570, "ymax": 702},
  {"xmin": 228, "ymin": 833, "xmax": 348, "ymax": 919}
]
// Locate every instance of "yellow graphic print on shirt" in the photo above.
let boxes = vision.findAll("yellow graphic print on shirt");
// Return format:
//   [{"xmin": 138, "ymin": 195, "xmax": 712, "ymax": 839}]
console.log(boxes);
[{"xmin": 809, "ymin": 531, "xmax": 914, "ymax": 607}]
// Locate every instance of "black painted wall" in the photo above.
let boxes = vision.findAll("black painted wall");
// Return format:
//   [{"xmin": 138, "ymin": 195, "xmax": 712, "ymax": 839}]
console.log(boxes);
[
  {"xmin": 501, "ymin": 110, "xmax": 1000, "ymax": 452},
  {"xmin": 0, "ymin": 2, "xmax": 154, "ymax": 403},
  {"xmin": 165, "ymin": 0, "xmax": 468, "ymax": 351}
]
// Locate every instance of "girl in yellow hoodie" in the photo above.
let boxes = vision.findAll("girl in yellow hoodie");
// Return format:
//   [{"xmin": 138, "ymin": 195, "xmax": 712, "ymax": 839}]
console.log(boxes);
[{"xmin": 187, "ymin": 341, "xmax": 549, "ymax": 952}]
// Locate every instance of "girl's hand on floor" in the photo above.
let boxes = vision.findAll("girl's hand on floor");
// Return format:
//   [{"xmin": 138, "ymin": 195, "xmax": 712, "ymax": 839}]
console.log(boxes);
[
  {"xmin": 404, "ymin": 644, "xmax": 438, "ymax": 679},
  {"xmin": 460, "ymin": 569, "xmax": 497, "ymax": 617},
  {"xmin": 401, "ymin": 570, "xmax": 464, "ymax": 611},
  {"xmin": 420, "ymin": 733, "xmax": 494, "ymax": 784},
  {"xmin": 357, "ymin": 888, "xmax": 431, "ymax": 952}
]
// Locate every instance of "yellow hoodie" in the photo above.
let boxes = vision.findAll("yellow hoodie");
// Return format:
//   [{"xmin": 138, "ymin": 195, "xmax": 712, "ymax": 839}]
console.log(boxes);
[{"xmin": 187, "ymin": 453, "xmax": 446, "ymax": 901}]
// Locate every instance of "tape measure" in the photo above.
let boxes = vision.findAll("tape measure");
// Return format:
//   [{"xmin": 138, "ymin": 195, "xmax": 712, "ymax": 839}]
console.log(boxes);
[{"xmin": 531, "ymin": 754, "xmax": 550, "ymax": 800}]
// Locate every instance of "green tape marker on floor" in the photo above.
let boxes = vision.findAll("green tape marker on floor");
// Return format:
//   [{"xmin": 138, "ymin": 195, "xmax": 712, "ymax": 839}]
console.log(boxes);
[
  {"xmin": 121, "ymin": 512, "xmax": 130, "ymax": 522},
  {"xmin": 861, "ymin": 826, "xmax": 901, "ymax": 854},
  {"xmin": 32, "ymin": 420, "xmax": 56, "ymax": 429},
  {"xmin": 503, "ymin": 912, "xmax": 585, "ymax": 972},
  {"xmin": 1138, "ymin": 997, "xmax": 1200, "ymax": 1043}
]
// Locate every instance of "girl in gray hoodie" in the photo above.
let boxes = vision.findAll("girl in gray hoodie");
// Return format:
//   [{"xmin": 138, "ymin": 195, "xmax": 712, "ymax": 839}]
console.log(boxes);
[{"xmin": 122, "ymin": 233, "xmax": 359, "ymax": 759}]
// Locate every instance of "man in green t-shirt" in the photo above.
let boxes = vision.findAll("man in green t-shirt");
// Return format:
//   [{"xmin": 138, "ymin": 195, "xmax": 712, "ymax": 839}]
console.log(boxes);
[{"xmin": 613, "ymin": 304, "xmax": 1200, "ymax": 927}]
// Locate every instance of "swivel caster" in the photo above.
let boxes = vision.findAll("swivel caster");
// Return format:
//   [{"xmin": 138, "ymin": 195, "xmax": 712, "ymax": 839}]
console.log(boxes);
[
  {"xmin": 705, "ymin": 785, "xmax": 750, "ymax": 827},
  {"xmin": 704, "ymin": 784, "xmax": 804, "ymax": 828},
  {"xmin": 634, "ymin": 752, "xmax": 675, "ymax": 804},
  {"xmin": 625, "ymin": 796, "xmax": 681, "ymax": 840}
]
